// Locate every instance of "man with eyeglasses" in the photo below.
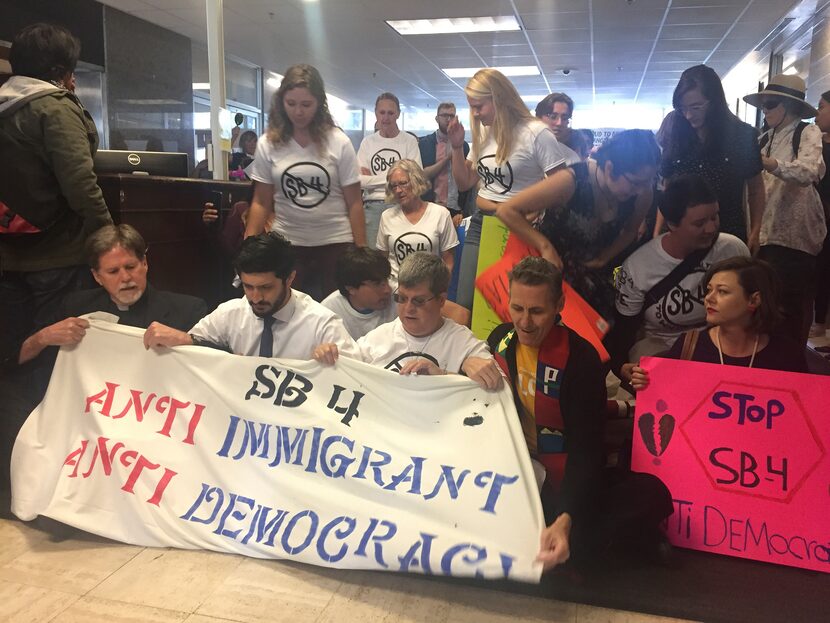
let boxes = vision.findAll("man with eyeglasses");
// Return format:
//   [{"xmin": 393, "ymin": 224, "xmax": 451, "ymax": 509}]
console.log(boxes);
[
  {"xmin": 321, "ymin": 246, "xmax": 396, "ymax": 340},
  {"xmin": 313, "ymin": 252, "xmax": 502, "ymax": 390},
  {"xmin": 419, "ymin": 102, "xmax": 472, "ymax": 223},
  {"xmin": 535, "ymin": 93, "xmax": 582, "ymax": 165}
]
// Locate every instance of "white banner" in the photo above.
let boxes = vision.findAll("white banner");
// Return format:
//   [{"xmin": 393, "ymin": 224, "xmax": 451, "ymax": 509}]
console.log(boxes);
[{"xmin": 11, "ymin": 321, "xmax": 544, "ymax": 582}]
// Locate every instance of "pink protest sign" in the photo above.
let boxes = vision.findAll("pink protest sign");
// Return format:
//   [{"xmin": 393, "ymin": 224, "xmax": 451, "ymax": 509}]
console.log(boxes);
[{"xmin": 632, "ymin": 357, "xmax": 830, "ymax": 573}]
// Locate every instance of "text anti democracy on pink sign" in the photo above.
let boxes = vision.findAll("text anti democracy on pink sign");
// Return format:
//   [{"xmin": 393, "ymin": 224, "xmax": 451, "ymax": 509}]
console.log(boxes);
[{"xmin": 632, "ymin": 357, "xmax": 829, "ymax": 573}]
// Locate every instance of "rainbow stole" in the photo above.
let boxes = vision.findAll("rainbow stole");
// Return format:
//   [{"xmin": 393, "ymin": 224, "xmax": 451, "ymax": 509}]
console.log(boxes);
[{"xmin": 494, "ymin": 325, "xmax": 570, "ymax": 491}]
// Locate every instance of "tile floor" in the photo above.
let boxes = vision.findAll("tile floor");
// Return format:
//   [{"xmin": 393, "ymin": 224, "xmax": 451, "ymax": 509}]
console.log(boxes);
[
  {"xmin": 0, "ymin": 517, "xmax": 696, "ymax": 623},
  {"xmin": 808, "ymin": 327, "xmax": 830, "ymax": 350}
]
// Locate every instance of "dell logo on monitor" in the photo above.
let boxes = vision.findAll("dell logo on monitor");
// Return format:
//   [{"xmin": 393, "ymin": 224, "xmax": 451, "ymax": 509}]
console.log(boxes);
[{"xmin": 127, "ymin": 153, "xmax": 141, "ymax": 166}]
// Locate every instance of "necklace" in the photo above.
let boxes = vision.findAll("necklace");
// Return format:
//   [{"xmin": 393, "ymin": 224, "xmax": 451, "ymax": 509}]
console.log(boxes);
[
  {"xmin": 715, "ymin": 327, "xmax": 758, "ymax": 368},
  {"xmin": 404, "ymin": 319, "xmax": 442, "ymax": 358},
  {"xmin": 401, "ymin": 318, "xmax": 444, "ymax": 363}
]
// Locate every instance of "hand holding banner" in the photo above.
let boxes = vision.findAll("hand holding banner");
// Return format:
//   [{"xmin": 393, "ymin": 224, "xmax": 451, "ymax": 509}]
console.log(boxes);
[
  {"xmin": 12, "ymin": 321, "xmax": 544, "ymax": 582},
  {"xmin": 632, "ymin": 357, "xmax": 830, "ymax": 573}
]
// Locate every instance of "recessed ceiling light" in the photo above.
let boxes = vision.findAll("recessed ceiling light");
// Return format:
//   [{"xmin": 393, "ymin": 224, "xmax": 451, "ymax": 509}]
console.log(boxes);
[
  {"xmin": 192, "ymin": 82, "xmax": 210, "ymax": 90},
  {"xmin": 442, "ymin": 66, "xmax": 540, "ymax": 78},
  {"xmin": 387, "ymin": 16, "xmax": 520, "ymax": 36}
]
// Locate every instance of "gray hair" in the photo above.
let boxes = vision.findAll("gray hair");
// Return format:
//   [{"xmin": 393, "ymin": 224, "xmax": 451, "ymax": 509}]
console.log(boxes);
[
  {"xmin": 398, "ymin": 252, "xmax": 449, "ymax": 296},
  {"xmin": 85, "ymin": 224, "xmax": 146, "ymax": 269},
  {"xmin": 509, "ymin": 256, "xmax": 563, "ymax": 304},
  {"xmin": 385, "ymin": 159, "xmax": 430, "ymax": 204}
]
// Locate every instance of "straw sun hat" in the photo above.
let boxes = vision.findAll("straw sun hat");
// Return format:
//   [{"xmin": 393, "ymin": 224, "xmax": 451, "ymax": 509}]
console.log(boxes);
[{"xmin": 743, "ymin": 74, "xmax": 818, "ymax": 118}]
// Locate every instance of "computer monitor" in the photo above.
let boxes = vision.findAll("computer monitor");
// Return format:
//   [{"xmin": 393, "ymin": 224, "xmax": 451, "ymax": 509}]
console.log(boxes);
[{"xmin": 93, "ymin": 150, "xmax": 190, "ymax": 177}]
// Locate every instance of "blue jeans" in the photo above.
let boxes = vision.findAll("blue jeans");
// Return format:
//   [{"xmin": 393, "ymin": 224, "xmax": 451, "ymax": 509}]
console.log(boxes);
[
  {"xmin": 364, "ymin": 200, "xmax": 396, "ymax": 249},
  {"xmin": 455, "ymin": 212, "xmax": 485, "ymax": 311}
]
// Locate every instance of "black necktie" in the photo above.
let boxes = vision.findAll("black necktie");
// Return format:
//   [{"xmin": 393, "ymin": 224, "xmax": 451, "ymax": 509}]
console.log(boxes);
[{"xmin": 259, "ymin": 315, "xmax": 275, "ymax": 357}]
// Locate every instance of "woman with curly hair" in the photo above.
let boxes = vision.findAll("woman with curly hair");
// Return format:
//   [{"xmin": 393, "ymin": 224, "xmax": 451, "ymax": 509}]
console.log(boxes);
[
  {"xmin": 377, "ymin": 159, "xmax": 458, "ymax": 287},
  {"xmin": 246, "ymin": 64, "xmax": 364, "ymax": 300}
]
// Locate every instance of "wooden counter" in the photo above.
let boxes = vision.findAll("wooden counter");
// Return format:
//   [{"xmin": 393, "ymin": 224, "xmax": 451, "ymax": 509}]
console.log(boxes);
[{"xmin": 97, "ymin": 174, "xmax": 252, "ymax": 311}]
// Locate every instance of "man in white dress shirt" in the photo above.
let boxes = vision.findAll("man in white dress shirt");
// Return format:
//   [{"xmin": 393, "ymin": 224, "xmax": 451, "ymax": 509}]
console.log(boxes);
[
  {"xmin": 143, "ymin": 232, "xmax": 358, "ymax": 360},
  {"xmin": 313, "ymin": 252, "xmax": 502, "ymax": 389}
]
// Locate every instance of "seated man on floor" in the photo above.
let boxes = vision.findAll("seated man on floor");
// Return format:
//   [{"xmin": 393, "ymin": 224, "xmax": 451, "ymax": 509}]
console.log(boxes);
[
  {"xmin": 16, "ymin": 224, "xmax": 206, "ymax": 366},
  {"xmin": 322, "ymin": 246, "xmax": 471, "ymax": 340},
  {"xmin": 313, "ymin": 251, "xmax": 502, "ymax": 390},
  {"xmin": 607, "ymin": 174, "xmax": 749, "ymax": 383},
  {"xmin": 144, "ymin": 231, "xmax": 358, "ymax": 360},
  {"xmin": 488, "ymin": 257, "xmax": 673, "ymax": 571},
  {"xmin": 321, "ymin": 246, "xmax": 396, "ymax": 340},
  {"xmin": 1, "ymin": 223, "xmax": 207, "ymax": 492}
]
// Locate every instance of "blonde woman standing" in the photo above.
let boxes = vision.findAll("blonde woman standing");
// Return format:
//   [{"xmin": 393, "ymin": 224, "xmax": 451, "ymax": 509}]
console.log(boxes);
[{"xmin": 447, "ymin": 69, "xmax": 569, "ymax": 309}]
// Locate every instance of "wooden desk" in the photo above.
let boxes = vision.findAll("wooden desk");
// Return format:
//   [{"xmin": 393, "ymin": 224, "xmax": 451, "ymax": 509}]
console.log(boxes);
[{"xmin": 97, "ymin": 174, "xmax": 251, "ymax": 310}]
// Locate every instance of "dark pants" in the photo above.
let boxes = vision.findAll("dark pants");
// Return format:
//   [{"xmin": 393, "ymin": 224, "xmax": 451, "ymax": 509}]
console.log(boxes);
[
  {"xmin": 0, "ymin": 265, "xmax": 95, "ymax": 367},
  {"xmin": 292, "ymin": 243, "xmax": 353, "ymax": 302},
  {"xmin": 0, "ymin": 367, "xmax": 45, "ymax": 492},
  {"xmin": 758, "ymin": 245, "xmax": 816, "ymax": 346},
  {"xmin": 815, "ymin": 233, "xmax": 830, "ymax": 324},
  {"xmin": 541, "ymin": 469, "xmax": 674, "ymax": 565}
]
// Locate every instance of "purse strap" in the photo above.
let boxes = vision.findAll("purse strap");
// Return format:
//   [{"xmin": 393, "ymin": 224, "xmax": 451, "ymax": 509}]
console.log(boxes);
[{"xmin": 679, "ymin": 329, "xmax": 700, "ymax": 360}]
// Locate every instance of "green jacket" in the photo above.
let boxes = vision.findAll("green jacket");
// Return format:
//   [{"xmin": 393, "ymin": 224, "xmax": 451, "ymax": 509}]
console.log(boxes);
[{"xmin": 0, "ymin": 76, "xmax": 112, "ymax": 271}]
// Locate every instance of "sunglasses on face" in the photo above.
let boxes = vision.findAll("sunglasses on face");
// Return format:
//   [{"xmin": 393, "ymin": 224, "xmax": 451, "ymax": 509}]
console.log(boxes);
[{"xmin": 762, "ymin": 99, "xmax": 783, "ymax": 111}]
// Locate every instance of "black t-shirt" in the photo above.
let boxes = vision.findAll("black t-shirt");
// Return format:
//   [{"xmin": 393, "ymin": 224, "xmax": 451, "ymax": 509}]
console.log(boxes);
[
  {"xmin": 665, "ymin": 329, "xmax": 807, "ymax": 373},
  {"xmin": 661, "ymin": 120, "xmax": 762, "ymax": 241}
]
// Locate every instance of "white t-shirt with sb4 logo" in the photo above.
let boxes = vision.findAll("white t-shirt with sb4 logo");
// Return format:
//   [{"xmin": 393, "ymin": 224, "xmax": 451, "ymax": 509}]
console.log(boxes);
[
  {"xmin": 357, "ymin": 131, "xmax": 422, "ymax": 201},
  {"xmin": 615, "ymin": 233, "xmax": 750, "ymax": 349},
  {"xmin": 249, "ymin": 129, "xmax": 360, "ymax": 246},
  {"xmin": 468, "ymin": 119, "xmax": 567, "ymax": 203},
  {"xmin": 376, "ymin": 202, "xmax": 459, "ymax": 286},
  {"xmin": 357, "ymin": 318, "xmax": 492, "ymax": 374}
]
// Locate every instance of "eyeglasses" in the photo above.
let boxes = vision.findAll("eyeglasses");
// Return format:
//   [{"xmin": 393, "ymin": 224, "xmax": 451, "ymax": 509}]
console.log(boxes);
[
  {"xmin": 543, "ymin": 112, "xmax": 571, "ymax": 123},
  {"xmin": 436, "ymin": 113, "xmax": 455, "ymax": 119},
  {"xmin": 677, "ymin": 101, "xmax": 709, "ymax": 115},
  {"xmin": 393, "ymin": 291, "xmax": 436, "ymax": 307},
  {"xmin": 761, "ymin": 99, "xmax": 783, "ymax": 111},
  {"xmin": 389, "ymin": 181, "xmax": 411, "ymax": 191}
]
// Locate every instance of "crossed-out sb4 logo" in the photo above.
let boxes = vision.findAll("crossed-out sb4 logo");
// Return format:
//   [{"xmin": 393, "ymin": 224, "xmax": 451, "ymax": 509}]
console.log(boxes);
[{"xmin": 281, "ymin": 162, "xmax": 331, "ymax": 208}]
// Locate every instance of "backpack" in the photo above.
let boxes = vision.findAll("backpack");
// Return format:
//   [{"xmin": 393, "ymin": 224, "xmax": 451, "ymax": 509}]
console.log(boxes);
[{"xmin": 759, "ymin": 121, "xmax": 808, "ymax": 157}]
